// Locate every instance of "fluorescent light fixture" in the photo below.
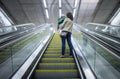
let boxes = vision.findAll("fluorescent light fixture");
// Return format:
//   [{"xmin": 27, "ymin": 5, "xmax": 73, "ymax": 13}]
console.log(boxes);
[
  {"xmin": 59, "ymin": 0, "xmax": 62, "ymax": 8},
  {"xmin": 43, "ymin": 0, "xmax": 47, "ymax": 8},
  {"xmin": 111, "ymin": 8, "xmax": 120, "ymax": 25},
  {"xmin": 73, "ymin": 9, "xmax": 76, "ymax": 17},
  {"xmin": 74, "ymin": 0, "xmax": 78, "ymax": 7},
  {"xmin": 45, "ymin": 9, "xmax": 49, "ymax": 19},
  {"xmin": 59, "ymin": 9, "xmax": 62, "ymax": 18},
  {"xmin": 0, "ymin": 10, "xmax": 12, "ymax": 26}
]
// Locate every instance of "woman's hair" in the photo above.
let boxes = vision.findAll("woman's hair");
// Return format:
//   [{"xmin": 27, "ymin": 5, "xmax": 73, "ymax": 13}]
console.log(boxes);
[{"xmin": 66, "ymin": 12, "xmax": 73, "ymax": 21}]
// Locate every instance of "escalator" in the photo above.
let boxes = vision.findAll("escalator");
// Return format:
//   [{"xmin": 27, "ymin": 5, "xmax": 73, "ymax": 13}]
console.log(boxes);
[
  {"xmin": 32, "ymin": 34, "xmax": 80, "ymax": 79},
  {"xmin": 9, "ymin": 23, "xmax": 120, "ymax": 79}
]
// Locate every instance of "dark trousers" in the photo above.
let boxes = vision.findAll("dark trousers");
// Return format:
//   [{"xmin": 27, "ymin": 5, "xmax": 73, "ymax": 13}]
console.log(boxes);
[{"xmin": 61, "ymin": 31, "xmax": 73, "ymax": 56}]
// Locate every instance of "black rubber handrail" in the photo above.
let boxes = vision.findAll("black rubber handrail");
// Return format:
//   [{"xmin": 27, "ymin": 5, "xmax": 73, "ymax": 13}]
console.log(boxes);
[
  {"xmin": 73, "ymin": 50, "xmax": 86, "ymax": 79},
  {"xmin": 26, "ymin": 33, "xmax": 54, "ymax": 79},
  {"xmin": 81, "ymin": 29, "xmax": 120, "ymax": 58},
  {"xmin": 74, "ymin": 24, "xmax": 120, "ymax": 57},
  {"xmin": 0, "ymin": 26, "xmax": 41, "ymax": 50},
  {"xmin": 87, "ymin": 31, "xmax": 120, "ymax": 52}
]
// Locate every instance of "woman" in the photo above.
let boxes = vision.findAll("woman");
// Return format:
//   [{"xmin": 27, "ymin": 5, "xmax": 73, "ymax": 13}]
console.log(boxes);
[{"xmin": 59, "ymin": 12, "xmax": 73, "ymax": 58}]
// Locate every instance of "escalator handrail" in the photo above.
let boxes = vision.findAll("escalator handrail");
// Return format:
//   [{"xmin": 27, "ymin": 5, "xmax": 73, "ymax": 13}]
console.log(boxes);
[
  {"xmin": 11, "ymin": 33, "xmax": 54, "ymax": 79},
  {"xmin": 82, "ymin": 30, "xmax": 120, "ymax": 59},
  {"xmin": 0, "ymin": 26, "xmax": 40, "ymax": 50},
  {"xmin": 73, "ymin": 49, "xmax": 86, "ymax": 79},
  {"xmin": 92, "ymin": 29, "xmax": 120, "ymax": 39},
  {"xmin": 27, "ymin": 33, "xmax": 54, "ymax": 79},
  {"xmin": 72, "ymin": 37, "xmax": 96, "ymax": 79},
  {"xmin": 85, "ymin": 23, "xmax": 120, "ymax": 38},
  {"xmin": 83, "ymin": 23, "xmax": 120, "ymax": 44},
  {"xmin": 0, "ymin": 30, "xmax": 34, "ymax": 50},
  {"xmin": 86, "ymin": 23, "xmax": 120, "ymax": 28},
  {"xmin": 74, "ymin": 24, "xmax": 120, "ymax": 58},
  {"xmin": 88, "ymin": 31, "xmax": 120, "ymax": 50},
  {"xmin": 91, "ymin": 30, "xmax": 120, "ymax": 44},
  {"xmin": 0, "ymin": 23, "xmax": 35, "ymax": 36}
]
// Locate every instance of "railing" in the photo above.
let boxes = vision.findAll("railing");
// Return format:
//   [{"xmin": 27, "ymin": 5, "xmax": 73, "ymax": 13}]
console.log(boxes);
[
  {"xmin": 85, "ymin": 23, "xmax": 120, "ymax": 38},
  {"xmin": 72, "ymin": 23, "xmax": 120, "ymax": 79},
  {"xmin": 83, "ymin": 23, "xmax": 120, "ymax": 55},
  {"xmin": 0, "ymin": 23, "xmax": 54, "ymax": 79},
  {"xmin": 0, "ymin": 23, "xmax": 37, "ymax": 48},
  {"xmin": 0, "ymin": 23, "xmax": 35, "ymax": 35}
]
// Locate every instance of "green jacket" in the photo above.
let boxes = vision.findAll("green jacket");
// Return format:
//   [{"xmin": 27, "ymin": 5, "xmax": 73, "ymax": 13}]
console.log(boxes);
[{"xmin": 57, "ymin": 16, "xmax": 66, "ymax": 29}]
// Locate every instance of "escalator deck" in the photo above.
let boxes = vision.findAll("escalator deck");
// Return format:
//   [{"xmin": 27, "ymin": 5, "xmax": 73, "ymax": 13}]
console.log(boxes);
[{"xmin": 34, "ymin": 33, "xmax": 80, "ymax": 79}]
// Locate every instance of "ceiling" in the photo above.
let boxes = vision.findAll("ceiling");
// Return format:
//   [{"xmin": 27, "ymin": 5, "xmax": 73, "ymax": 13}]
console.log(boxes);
[{"xmin": 0, "ymin": 0, "xmax": 120, "ymax": 27}]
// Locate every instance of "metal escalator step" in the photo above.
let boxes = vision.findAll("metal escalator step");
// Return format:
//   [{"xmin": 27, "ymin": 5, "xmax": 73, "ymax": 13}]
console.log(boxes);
[
  {"xmin": 45, "ymin": 49, "xmax": 70, "ymax": 52},
  {"xmin": 45, "ymin": 52, "xmax": 60, "ymax": 54},
  {"xmin": 43, "ymin": 54, "xmax": 69, "ymax": 58},
  {"xmin": 36, "ymin": 69, "xmax": 78, "ymax": 72},
  {"xmin": 45, "ymin": 52, "xmax": 70, "ymax": 54},
  {"xmin": 39, "ymin": 63, "xmax": 76, "ymax": 65},
  {"xmin": 38, "ymin": 63, "xmax": 77, "ymax": 69},
  {"xmin": 35, "ymin": 69, "xmax": 79, "ymax": 79},
  {"xmin": 33, "ymin": 34, "xmax": 80, "ymax": 79},
  {"xmin": 47, "ymin": 46, "xmax": 61, "ymax": 48},
  {"xmin": 44, "ymin": 54, "xmax": 61, "ymax": 56},
  {"xmin": 41, "ymin": 58, "xmax": 74, "ymax": 63},
  {"xmin": 46, "ymin": 48, "xmax": 69, "ymax": 51},
  {"xmin": 48, "ymin": 43, "xmax": 61, "ymax": 45},
  {"xmin": 48, "ymin": 46, "xmax": 69, "ymax": 48},
  {"xmin": 0, "ymin": 52, "xmax": 10, "ymax": 54}
]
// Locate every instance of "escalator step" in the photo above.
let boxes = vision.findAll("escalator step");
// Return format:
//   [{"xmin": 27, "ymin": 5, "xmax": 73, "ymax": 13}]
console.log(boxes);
[
  {"xmin": 0, "ymin": 52, "xmax": 10, "ymax": 54},
  {"xmin": 35, "ymin": 69, "xmax": 79, "ymax": 79},
  {"xmin": 45, "ymin": 52, "xmax": 69, "ymax": 54},
  {"xmin": 48, "ymin": 46, "xmax": 69, "ymax": 48},
  {"xmin": 45, "ymin": 49, "xmax": 70, "ymax": 52},
  {"xmin": 46, "ymin": 48, "xmax": 69, "ymax": 51},
  {"xmin": 33, "ymin": 34, "xmax": 80, "ymax": 79},
  {"xmin": 38, "ymin": 63, "xmax": 77, "ymax": 69},
  {"xmin": 41, "ymin": 58, "xmax": 74, "ymax": 63},
  {"xmin": 43, "ymin": 54, "xmax": 69, "ymax": 58},
  {"xmin": 47, "ymin": 46, "xmax": 61, "ymax": 48}
]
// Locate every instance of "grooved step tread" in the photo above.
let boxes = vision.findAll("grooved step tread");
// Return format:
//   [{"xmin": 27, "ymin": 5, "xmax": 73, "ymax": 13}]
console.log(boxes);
[
  {"xmin": 45, "ymin": 50, "xmax": 70, "ymax": 52},
  {"xmin": 43, "ymin": 54, "xmax": 70, "ymax": 57},
  {"xmin": 44, "ymin": 52, "xmax": 60, "ymax": 54},
  {"xmin": 42, "ymin": 58, "xmax": 74, "ymax": 60},
  {"xmin": 41, "ymin": 58, "xmax": 74, "ymax": 63},
  {"xmin": 44, "ymin": 54, "xmax": 63, "ymax": 56},
  {"xmin": 47, "ymin": 46, "xmax": 61, "ymax": 48},
  {"xmin": 39, "ymin": 63, "xmax": 75, "ymax": 66},
  {"xmin": 36, "ymin": 69, "xmax": 77, "ymax": 72},
  {"xmin": 46, "ymin": 49, "xmax": 69, "ymax": 51}
]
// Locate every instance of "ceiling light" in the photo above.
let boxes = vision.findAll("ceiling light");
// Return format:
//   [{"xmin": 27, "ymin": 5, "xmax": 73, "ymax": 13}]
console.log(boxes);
[
  {"xmin": 74, "ymin": 0, "xmax": 78, "ymax": 7},
  {"xmin": 73, "ymin": 9, "xmax": 76, "ymax": 17},
  {"xmin": 59, "ymin": 0, "xmax": 62, "ymax": 8},
  {"xmin": 45, "ymin": 9, "xmax": 49, "ymax": 19},
  {"xmin": 59, "ymin": 9, "xmax": 62, "ymax": 17},
  {"xmin": 43, "ymin": 0, "xmax": 47, "ymax": 8}
]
